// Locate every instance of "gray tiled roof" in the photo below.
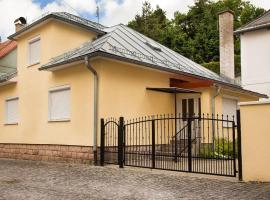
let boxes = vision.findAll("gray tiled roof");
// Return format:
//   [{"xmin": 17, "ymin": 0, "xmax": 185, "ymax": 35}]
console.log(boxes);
[
  {"xmin": 235, "ymin": 10, "xmax": 270, "ymax": 34},
  {"xmin": 53, "ymin": 12, "xmax": 106, "ymax": 32},
  {"xmin": 8, "ymin": 12, "xmax": 106, "ymax": 40},
  {"xmin": 41, "ymin": 24, "xmax": 236, "ymax": 85}
]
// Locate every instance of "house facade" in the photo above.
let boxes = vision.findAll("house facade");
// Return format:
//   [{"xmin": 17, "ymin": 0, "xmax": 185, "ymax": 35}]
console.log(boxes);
[
  {"xmin": 235, "ymin": 10, "xmax": 270, "ymax": 98},
  {"xmin": 0, "ymin": 11, "xmax": 265, "ymax": 163}
]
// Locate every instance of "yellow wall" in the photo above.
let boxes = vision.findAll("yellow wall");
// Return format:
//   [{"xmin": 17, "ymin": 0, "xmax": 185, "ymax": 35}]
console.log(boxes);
[
  {"xmin": 98, "ymin": 59, "xmax": 174, "ymax": 119},
  {"xmin": 0, "ymin": 18, "xmax": 260, "ymax": 147},
  {"xmin": 240, "ymin": 102, "xmax": 270, "ymax": 182},
  {"xmin": 0, "ymin": 20, "xmax": 96, "ymax": 146}
]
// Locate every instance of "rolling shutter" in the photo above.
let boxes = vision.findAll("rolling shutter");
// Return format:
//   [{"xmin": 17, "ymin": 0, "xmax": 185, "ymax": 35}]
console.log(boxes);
[
  {"xmin": 49, "ymin": 87, "xmax": 70, "ymax": 120},
  {"xmin": 29, "ymin": 38, "xmax": 40, "ymax": 65},
  {"xmin": 6, "ymin": 98, "xmax": 19, "ymax": 124}
]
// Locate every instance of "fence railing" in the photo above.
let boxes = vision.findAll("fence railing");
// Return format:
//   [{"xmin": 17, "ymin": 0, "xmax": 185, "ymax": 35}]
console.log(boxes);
[{"xmin": 100, "ymin": 113, "xmax": 241, "ymax": 177}]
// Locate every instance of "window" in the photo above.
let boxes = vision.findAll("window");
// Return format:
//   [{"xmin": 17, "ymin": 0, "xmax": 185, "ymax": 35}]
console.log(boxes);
[
  {"xmin": 49, "ymin": 86, "xmax": 70, "ymax": 121},
  {"xmin": 29, "ymin": 37, "xmax": 40, "ymax": 65},
  {"xmin": 182, "ymin": 98, "xmax": 195, "ymax": 120},
  {"xmin": 5, "ymin": 97, "xmax": 19, "ymax": 124},
  {"xmin": 222, "ymin": 97, "xmax": 238, "ymax": 121},
  {"xmin": 198, "ymin": 98, "xmax": 201, "ymax": 117},
  {"xmin": 182, "ymin": 99, "xmax": 187, "ymax": 118}
]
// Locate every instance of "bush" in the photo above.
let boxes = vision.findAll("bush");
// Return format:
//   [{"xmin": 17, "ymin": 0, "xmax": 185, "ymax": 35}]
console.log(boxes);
[
  {"xmin": 215, "ymin": 138, "xmax": 237, "ymax": 158},
  {"xmin": 199, "ymin": 138, "xmax": 237, "ymax": 159}
]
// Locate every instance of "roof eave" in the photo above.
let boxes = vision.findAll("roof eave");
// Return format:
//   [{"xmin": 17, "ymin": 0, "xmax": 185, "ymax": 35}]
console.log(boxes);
[
  {"xmin": 214, "ymin": 83, "xmax": 268, "ymax": 99},
  {"xmin": 8, "ymin": 14, "xmax": 106, "ymax": 40},
  {"xmin": 39, "ymin": 55, "xmax": 85, "ymax": 71},
  {"xmin": 0, "ymin": 71, "xmax": 18, "ymax": 83},
  {"xmin": 234, "ymin": 23, "xmax": 270, "ymax": 35},
  {"xmin": 39, "ymin": 51, "xmax": 245, "ymax": 90}
]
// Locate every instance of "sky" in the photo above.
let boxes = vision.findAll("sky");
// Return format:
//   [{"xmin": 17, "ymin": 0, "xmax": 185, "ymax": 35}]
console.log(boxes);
[{"xmin": 0, "ymin": 0, "xmax": 270, "ymax": 40}]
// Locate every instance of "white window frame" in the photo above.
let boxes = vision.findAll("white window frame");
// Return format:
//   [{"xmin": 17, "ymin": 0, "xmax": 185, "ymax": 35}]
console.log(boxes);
[
  {"xmin": 48, "ymin": 85, "xmax": 71, "ymax": 122},
  {"xmin": 28, "ymin": 36, "xmax": 40, "ymax": 66},
  {"xmin": 5, "ymin": 97, "xmax": 19, "ymax": 125},
  {"xmin": 177, "ymin": 94, "xmax": 201, "ymax": 115}
]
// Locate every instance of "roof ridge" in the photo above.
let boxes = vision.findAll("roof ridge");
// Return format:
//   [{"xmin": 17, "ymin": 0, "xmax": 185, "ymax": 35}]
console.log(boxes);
[
  {"xmin": 53, "ymin": 12, "xmax": 106, "ymax": 28},
  {"xmin": 95, "ymin": 25, "xmax": 125, "ymax": 51}
]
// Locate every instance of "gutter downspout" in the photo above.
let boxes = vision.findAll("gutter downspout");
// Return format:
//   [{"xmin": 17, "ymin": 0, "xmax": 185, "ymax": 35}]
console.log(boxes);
[
  {"xmin": 212, "ymin": 85, "xmax": 221, "ymax": 118},
  {"xmin": 85, "ymin": 56, "xmax": 98, "ymax": 165},
  {"xmin": 211, "ymin": 85, "xmax": 221, "ymax": 151}
]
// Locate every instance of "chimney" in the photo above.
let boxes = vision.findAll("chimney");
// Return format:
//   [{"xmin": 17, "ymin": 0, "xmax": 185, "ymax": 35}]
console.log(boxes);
[
  {"xmin": 14, "ymin": 17, "xmax": 27, "ymax": 32},
  {"xmin": 218, "ymin": 10, "xmax": 235, "ymax": 80}
]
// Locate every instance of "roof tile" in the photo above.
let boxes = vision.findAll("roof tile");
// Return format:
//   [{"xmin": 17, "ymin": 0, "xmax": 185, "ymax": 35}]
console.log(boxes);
[{"xmin": 0, "ymin": 40, "xmax": 17, "ymax": 58}]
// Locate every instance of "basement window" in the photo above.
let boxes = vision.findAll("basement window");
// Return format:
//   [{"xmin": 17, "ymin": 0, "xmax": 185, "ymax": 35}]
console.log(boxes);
[
  {"xmin": 28, "ymin": 36, "xmax": 40, "ymax": 66},
  {"xmin": 48, "ymin": 86, "xmax": 71, "ymax": 121},
  {"xmin": 5, "ymin": 97, "xmax": 19, "ymax": 125}
]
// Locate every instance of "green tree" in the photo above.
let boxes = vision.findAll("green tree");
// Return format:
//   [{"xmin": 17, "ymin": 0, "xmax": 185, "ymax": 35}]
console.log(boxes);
[
  {"xmin": 127, "ymin": 0, "xmax": 265, "ymax": 76},
  {"xmin": 128, "ymin": 2, "xmax": 170, "ymax": 45}
]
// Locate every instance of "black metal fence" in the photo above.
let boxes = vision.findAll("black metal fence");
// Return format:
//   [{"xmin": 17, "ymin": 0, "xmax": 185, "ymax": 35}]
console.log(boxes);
[{"xmin": 100, "ymin": 113, "xmax": 241, "ymax": 178}]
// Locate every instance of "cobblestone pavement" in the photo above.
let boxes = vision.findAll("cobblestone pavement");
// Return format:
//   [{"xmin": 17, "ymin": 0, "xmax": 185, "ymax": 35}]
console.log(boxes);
[{"xmin": 0, "ymin": 159, "xmax": 269, "ymax": 200}]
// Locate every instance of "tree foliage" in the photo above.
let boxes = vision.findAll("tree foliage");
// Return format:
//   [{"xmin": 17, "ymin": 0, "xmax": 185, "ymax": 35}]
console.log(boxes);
[{"xmin": 128, "ymin": 0, "xmax": 265, "ymax": 75}]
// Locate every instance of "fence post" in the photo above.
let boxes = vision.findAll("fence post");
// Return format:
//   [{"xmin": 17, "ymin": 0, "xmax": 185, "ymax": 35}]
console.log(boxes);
[
  {"xmin": 232, "ymin": 121, "xmax": 236, "ymax": 177},
  {"xmin": 236, "ymin": 110, "xmax": 243, "ymax": 181},
  {"xmin": 100, "ymin": 118, "xmax": 105, "ymax": 166},
  {"xmin": 152, "ymin": 119, "xmax": 155, "ymax": 169},
  {"xmin": 174, "ymin": 115, "xmax": 177, "ymax": 162},
  {"xmin": 118, "ymin": 117, "xmax": 124, "ymax": 168},
  {"xmin": 187, "ymin": 117, "xmax": 192, "ymax": 172}
]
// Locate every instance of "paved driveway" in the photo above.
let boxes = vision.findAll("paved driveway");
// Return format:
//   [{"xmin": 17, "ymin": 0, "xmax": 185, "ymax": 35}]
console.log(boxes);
[{"xmin": 0, "ymin": 159, "xmax": 269, "ymax": 200}]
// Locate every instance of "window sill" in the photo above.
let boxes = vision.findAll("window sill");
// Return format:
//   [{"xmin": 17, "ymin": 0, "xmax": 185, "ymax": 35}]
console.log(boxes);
[
  {"xmin": 48, "ymin": 119, "xmax": 71, "ymax": 123},
  {"xmin": 28, "ymin": 62, "xmax": 40, "ymax": 67},
  {"xmin": 4, "ymin": 123, "xmax": 18, "ymax": 126}
]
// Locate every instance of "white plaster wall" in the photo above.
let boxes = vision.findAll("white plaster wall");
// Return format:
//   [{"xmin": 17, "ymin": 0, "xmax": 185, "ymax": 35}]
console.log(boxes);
[{"xmin": 241, "ymin": 29, "xmax": 270, "ymax": 97}]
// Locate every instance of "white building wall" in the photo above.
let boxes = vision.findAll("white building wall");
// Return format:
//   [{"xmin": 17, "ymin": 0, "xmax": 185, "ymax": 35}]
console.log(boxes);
[{"xmin": 241, "ymin": 29, "xmax": 270, "ymax": 98}]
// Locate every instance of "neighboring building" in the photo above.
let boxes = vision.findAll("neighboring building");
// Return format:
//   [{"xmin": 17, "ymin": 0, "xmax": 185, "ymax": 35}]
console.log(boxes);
[
  {"xmin": 0, "ymin": 39, "xmax": 17, "ymax": 85},
  {"xmin": 235, "ymin": 10, "xmax": 270, "ymax": 98},
  {"xmin": 0, "ymin": 11, "xmax": 265, "ymax": 163}
]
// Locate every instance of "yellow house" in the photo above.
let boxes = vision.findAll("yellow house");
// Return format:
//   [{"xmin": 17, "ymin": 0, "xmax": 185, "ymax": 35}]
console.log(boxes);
[{"xmin": 0, "ymin": 11, "xmax": 266, "ymax": 164}]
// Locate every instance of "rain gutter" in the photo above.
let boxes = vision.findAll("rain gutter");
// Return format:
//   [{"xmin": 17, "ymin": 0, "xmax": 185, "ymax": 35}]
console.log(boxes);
[{"xmin": 84, "ymin": 56, "xmax": 98, "ymax": 165}]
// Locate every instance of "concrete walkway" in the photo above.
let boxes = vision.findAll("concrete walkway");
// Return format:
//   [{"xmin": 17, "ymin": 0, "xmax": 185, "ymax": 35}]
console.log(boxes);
[{"xmin": 0, "ymin": 159, "xmax": 269, "ymax": 200}]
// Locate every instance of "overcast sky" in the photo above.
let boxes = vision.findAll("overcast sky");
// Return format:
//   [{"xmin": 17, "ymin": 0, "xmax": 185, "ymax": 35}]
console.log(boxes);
[{"xmin": 0, "ymin": 0, "xmax": 269, "ymax": 40}]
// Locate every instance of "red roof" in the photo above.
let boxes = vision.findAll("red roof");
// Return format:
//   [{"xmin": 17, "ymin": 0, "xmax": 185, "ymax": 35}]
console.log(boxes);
[{"xmin": 0, "ymin": 40, "xmax": 17, "ymax": 58}]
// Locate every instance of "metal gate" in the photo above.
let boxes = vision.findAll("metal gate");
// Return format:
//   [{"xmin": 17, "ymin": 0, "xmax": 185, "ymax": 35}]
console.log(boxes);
[{"xmin": 100, "ymin": 112, "xmax": 242, "ymax": 178}]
